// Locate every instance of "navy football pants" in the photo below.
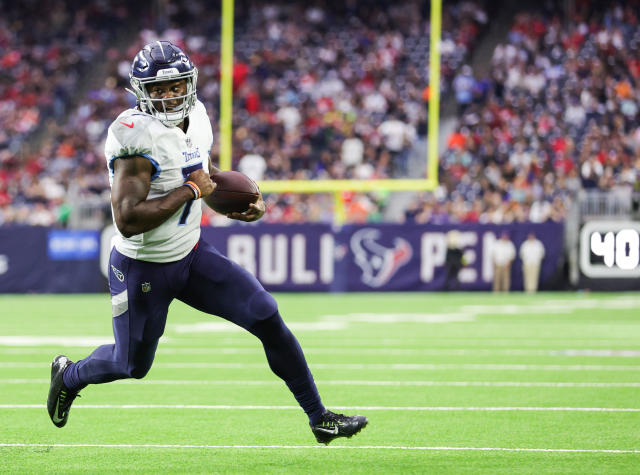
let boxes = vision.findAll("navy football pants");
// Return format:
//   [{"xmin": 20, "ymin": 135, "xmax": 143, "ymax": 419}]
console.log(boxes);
[{"xmin": 63, "ymin": 239, "xmax": 324, "ymax": 420}]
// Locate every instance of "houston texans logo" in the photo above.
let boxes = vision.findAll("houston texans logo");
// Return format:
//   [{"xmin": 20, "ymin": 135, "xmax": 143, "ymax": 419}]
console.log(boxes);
[{"xmin": 350, "ymin": 228, "xmax": 413, "ymax": 287}]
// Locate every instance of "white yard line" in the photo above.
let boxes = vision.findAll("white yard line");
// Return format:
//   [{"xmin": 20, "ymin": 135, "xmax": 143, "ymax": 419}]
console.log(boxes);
[
  {"xmin": 0, "ymin": 337, "xmax": 115, "ymax": 347},
  {"xmin": 4, "ymin": 362, "xmax": 640, "ymax": 371},
  {"xmin": 2, "ymin": 338, "xmax": 637, "ymax": 348},
  {"xmin": 222, "ymin": 338, "xmax": 640, "ymax": 345},
  {"xmin": 460, "ymin": 296, "xmax": 640, "ymax": 315},
  {"xmin": 2, "ymin": 404, "xmax": 639, "ymax": 412},
  {"xmin": 3, "ymin": 347, "xmax": 640, "ymax": 357},
  {"xmin": 3, "ymin": 379, "xmax": 640, "ymax": 388},
  {"xmin": 0, "ymin": 443, "xmax": 639, "ymax": 454},
  {"xmin": 163, "ymin": 348, "xmax": 640, "ymax": 357}
]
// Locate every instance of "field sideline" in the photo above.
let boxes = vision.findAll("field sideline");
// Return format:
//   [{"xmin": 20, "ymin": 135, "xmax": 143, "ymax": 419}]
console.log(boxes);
[{"xmin": 1, "ymin": 292, "xmax": 639, "ymax": 473}]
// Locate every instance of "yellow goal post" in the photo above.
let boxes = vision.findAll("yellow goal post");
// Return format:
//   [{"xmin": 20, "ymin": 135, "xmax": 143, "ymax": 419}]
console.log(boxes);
[{"xmin": 219, "ymin": 0, "xmax": 442, "ymax": 224}]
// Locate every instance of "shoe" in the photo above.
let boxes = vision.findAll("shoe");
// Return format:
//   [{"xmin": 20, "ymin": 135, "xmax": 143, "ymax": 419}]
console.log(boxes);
[
  {"xmin": 47, "ymin": 355, "xmax": 79, "ymax": 428},
  {"xmin": 310, "ymin": 410, "xmax": 368, "ymax": 445}
]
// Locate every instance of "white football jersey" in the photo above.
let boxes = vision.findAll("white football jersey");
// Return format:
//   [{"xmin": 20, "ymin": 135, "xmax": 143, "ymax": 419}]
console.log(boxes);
[{"xmin": 104, "ymin": 100, "xmax": 213, "ymax": 262}]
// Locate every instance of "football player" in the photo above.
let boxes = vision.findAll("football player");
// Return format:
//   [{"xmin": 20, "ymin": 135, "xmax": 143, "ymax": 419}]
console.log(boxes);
[{"xmin": 47, "ymin": 41, "xmax": 367, "ymax": 445}]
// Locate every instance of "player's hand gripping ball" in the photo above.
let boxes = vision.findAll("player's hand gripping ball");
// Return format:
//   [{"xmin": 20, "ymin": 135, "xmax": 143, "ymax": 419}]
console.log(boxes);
[{"xmin": 204, "ymin": 171, "xmax": 262, "ymax": 219}]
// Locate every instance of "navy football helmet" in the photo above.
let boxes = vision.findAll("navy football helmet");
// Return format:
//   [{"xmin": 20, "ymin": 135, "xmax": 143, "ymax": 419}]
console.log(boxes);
[{"xmin": 128, "ymin": 41, "xmax": 198, "ymax": 126}]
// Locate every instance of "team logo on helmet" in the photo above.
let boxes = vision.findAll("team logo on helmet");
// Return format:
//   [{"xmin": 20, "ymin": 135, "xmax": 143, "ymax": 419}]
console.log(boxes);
[
  {"xmin": 350, "ymin": 228, "xmax": 412, "ymax": 288},
  {"xmin": 133, "ymin": 53, "xmax": 149, "ymax": 71}
]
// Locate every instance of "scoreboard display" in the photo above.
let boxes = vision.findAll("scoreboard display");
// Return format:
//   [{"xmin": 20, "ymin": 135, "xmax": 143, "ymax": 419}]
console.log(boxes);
[{"xmin": 579, "ymin": 221, "xmax": 640, "ymax": 278}]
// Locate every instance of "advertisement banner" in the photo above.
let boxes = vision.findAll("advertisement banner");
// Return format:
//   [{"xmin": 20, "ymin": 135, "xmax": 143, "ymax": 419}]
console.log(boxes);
[
  {"xmin": 201, "ymin": 222, "xmax": 565, "ymax": 292},
  {"xmin": 0, "ymin": 223, "xmax": 565, "ymax": 293},
  {"xmin": 0, "ymin": 227, "xmax": 106, "ymax": 293}
]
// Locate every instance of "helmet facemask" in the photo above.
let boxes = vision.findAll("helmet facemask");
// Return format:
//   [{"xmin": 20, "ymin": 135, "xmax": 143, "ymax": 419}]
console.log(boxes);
[{"xmin": 129, "ymin": 68, "xmax": 198, "ymax": 127}]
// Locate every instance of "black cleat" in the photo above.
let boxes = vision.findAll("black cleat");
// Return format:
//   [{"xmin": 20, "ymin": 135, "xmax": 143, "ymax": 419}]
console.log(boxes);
[
  {"xmin": 310, "ymin": 410, "xmax": 368, "ymax": 445},
  {"xmin": 47, "ymin": 355, "xmax": 79, "ymax": 428}
]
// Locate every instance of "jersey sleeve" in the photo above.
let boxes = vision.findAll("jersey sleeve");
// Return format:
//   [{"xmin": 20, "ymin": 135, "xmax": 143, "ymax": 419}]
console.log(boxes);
[{"xmin": 104, "ymin": 113, "xmax": 157, "ymax": 176}]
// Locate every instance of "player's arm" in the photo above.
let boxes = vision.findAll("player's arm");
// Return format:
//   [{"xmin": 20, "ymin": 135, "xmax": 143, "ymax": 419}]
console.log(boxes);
[
  {"xmin": 111, "ymin": 156, "xmax": 215, "ymax": 237},
  {"xmin": 207, "ymin": 155, "xmax": 265, "ymax": 222}
]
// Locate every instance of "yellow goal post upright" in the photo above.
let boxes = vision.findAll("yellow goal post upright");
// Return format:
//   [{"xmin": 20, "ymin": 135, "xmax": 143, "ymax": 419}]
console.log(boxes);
[{"xmin": 219, "ymin": 0, "xmax": 442, "ymax": 224}]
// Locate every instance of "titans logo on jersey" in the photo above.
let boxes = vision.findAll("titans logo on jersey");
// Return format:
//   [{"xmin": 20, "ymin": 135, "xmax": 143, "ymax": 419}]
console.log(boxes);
[{"xmin": 104, "ymin": 100, "xmax": 213, "ymax": 263}]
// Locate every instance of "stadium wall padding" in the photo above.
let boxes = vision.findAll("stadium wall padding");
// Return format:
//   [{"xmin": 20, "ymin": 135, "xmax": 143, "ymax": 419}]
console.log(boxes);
[{"xmin": 0, "ymin": 223, "xmax": 567, "ymax": 293}]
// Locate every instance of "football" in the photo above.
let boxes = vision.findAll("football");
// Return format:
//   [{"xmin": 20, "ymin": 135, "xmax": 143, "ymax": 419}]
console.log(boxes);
[{"xmin": 204, "ymin": 170, "xmax": 260, "ymax": 215}]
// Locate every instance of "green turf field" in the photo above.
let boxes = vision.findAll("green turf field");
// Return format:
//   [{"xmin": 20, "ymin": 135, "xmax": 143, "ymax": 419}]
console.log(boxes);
[{"xmin": 1, "ymin": 292, "xmax": 639, "ymax": 474}]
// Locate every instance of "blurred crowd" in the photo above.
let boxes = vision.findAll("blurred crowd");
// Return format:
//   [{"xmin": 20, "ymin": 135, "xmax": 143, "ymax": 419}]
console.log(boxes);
[
  {"xmin": 0, "ymin": 0, "xmax": 132, "ymax": 225},
  {"xmin": 412, "ymin": 0, "xmax": 640, "ymax": 225},
  {"xmin": 0, "ymin": 0, "xmax": 489, "ymax": 226},
  {"xmin": 2, "ymin": 1, "xmax": 637, "ymax": 227}
]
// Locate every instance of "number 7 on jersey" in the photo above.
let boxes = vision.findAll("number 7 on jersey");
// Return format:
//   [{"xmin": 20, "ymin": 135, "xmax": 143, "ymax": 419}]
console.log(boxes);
[{"xmin": 179, "ymin": 162, "xmax": 203, "ymax": 225}]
